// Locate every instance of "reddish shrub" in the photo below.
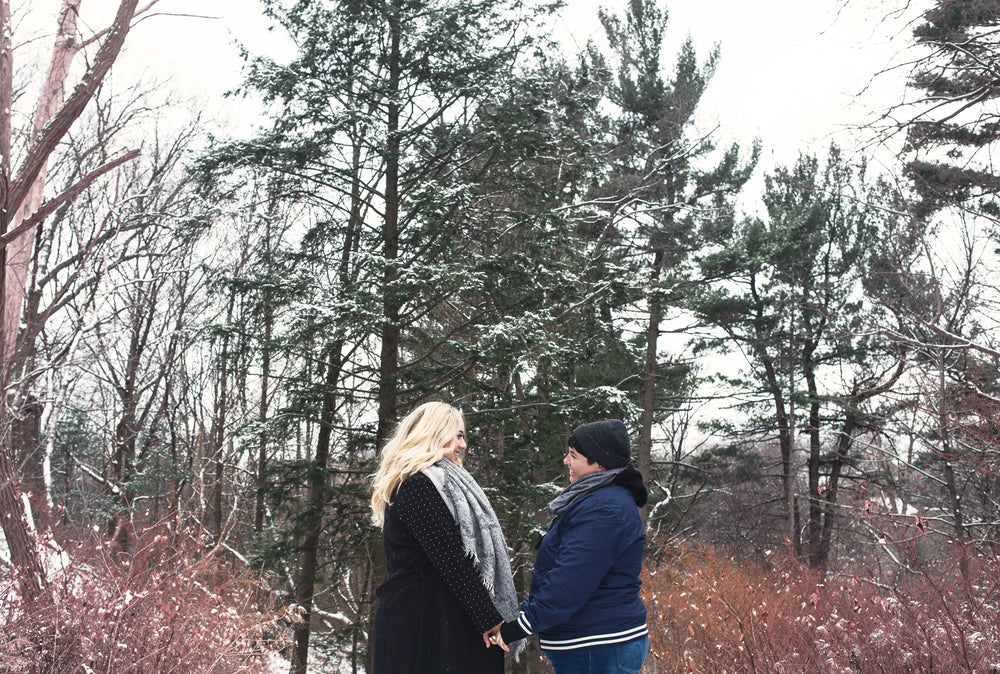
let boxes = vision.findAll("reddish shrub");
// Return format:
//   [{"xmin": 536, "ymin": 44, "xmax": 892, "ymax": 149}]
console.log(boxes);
[
  {"xmin": 642, "ymin": 539, "xmax": 1000, "ymax": 673},
  {"xmin": 0, "ymin": 525, "xmax": 286, "ymax": 673}
]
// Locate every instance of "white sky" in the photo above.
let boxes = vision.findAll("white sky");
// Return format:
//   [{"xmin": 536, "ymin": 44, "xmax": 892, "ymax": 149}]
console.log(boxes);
[
  {"xmin": 22, "ymin": 0, "xmax": 921, "ymax": 173},
  {"xmin": 557, "ymin": 0, "xmax": 918, "ymax": 166}
]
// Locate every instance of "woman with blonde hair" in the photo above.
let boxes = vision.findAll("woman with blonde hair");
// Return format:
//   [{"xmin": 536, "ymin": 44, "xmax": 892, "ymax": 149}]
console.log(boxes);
[{"xmin": 370, "ymin": 401, "xmax": 522, "ymax": 673}]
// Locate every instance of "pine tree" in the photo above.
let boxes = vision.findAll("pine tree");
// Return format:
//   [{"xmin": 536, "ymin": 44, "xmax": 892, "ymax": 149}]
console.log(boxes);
[
  {"xmin": 689, "ymin": 147, "xmax": 905, "ymax": 568},
  {"xmin": 889, "ymin": 0, "xmax": 1000, "ymax": 572},
  {"xmin": 905, "ymin": 0, "xmax": 1000, "ymax": 219},
  {"xmin": 596, "ymin": 0, "xmax": 758, "ymax": 512},
  {"xmin": 195, "ymin": 0, "xmax": 566, "ymax": 668}
]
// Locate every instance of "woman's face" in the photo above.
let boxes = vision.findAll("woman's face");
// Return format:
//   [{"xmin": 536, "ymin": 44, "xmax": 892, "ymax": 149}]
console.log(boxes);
[
  {"xmin": 443, "ymin": 418, "xmax": 467, "ymax": 464},
  {"xmin": 563, "ymin": 446, "xmax": 604, "ymax": 483}
]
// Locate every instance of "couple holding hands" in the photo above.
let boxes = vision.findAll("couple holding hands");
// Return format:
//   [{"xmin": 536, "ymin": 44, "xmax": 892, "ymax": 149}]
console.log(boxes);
[{"xmin": 370, "ymin": 402, "xmax": 649, "ymax": 673}]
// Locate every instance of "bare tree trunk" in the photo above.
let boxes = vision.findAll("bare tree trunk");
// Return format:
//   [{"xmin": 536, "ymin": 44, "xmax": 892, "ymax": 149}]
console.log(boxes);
[
  {"xmin": 636, "ymin": 249, "xmax": 664, "ymax": 523},
  {"xmin": 0, "ymin": 1, "xmax": 45, "ymax": 601},
  {"xmin": 255, "ymin": 311, "xmax": 271, "ymax": 534},
  {"xmin": 0, "ymin": 0, "xmax": 143, "ymax": 600},
  {"xmin": 375, "ymin": 0, "xmax": 402, "ymax": 452},
  {"xmin": 12, "ymin": 395, "xmax": 45, "ymax": 523},
  {"xmin": 817, "ymin": 412, "xmax": 856, "ymax": 571},
  {"xmin": 0, "ymin": 421, "xmax": 45, "ymax": 598},
  {"xmin": 937, "ymin": 351, "xmax": 969, "ymax": 579},
  {"xmin": 816, "ymin": 358, "xmax": 905, "ymax": 571},
  {"xmin": 367, "ymin": 11, "xmax": 403, "ymax": 671},
  {"xmin": 778, "ymin": 389, "xmax": 797, "ymax": 555},
  {"xmin": 108, "ymin": 280, "xmax": 158, "ymax": 549},
  {"xmin": 2, "ymin": 1, "xmax": 82, "ymax": 364},
  {"xmin": 0, "ymin": 1, "xmax": 46, "ymax": 600},
  {"xmin": 291, "ymin": 342, "xmax": 344, "ymax": 674},
  {"xmin": 256, "ymin": 210, "xmax": 276, "ymax": 534},
  {"xmin": 750, "ymin": 276, "xmax": 798, "ymax": 554},
  {"xmin": 0, "ymin": 0, "xmax": 11, "ymax": 196},
  {"xmin": 211, "ymin": 295, "xmax": 234, "ymax": 543},
  {"xmin": 805, "ymin": 362, "xmax": 823, "ymax": 568}
]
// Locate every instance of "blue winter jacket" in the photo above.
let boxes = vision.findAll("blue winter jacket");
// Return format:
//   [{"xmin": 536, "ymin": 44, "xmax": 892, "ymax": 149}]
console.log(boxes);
[{"xmin": 503, "ymin": 481, "xmax": 647, "ymax": 651}]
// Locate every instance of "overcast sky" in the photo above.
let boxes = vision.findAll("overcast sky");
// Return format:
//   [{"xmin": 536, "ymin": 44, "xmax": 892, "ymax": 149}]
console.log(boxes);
[
  {"xmin": 560, "ymin": 0, "xmax": 917, "ymax": 164},
  {"xmin": 25, "ymin": 0, "xmax": 920, "ymax": 173}
]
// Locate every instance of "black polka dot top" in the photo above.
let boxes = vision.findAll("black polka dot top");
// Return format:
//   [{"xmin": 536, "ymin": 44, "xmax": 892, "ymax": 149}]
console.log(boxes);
[{"xmin": 387, "ymin": 472, "xmax": 504, "ymax": 633}]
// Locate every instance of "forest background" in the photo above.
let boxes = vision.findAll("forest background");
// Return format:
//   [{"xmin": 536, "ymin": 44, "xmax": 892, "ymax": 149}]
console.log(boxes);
[{"xmin": 2, "ymin": 0, "xmax": 1000, "ymax": 672}]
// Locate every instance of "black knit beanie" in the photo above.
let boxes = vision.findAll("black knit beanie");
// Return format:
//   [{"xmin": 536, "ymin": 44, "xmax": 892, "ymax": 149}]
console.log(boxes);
[{"xmin": 570, "ymin": 419, "xmax": 631, "ymax": 469}]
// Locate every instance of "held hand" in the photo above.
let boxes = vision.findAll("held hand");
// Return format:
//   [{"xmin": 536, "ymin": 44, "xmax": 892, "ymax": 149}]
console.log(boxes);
[
  {"xmin": 483, "ymin": 622, "xmax": 502, "ymax": 648},
  {"xmin": 492, "ymin": 630, "xmax": 510, "ymax": 653}
]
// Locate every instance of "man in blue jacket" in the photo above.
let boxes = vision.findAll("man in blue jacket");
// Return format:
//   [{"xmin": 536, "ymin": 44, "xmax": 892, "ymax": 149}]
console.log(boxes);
[{"xmin": 489, "ymin": 419, "xmax": 649, "ymax": 672}]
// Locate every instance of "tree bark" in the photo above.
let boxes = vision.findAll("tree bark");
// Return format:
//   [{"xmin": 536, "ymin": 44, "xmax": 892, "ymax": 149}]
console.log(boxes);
[
  {"xmin": 291, "ymin": 342, "xmax": 344, "ymax": 674},
  {"xmin": 212, "ymin": 294, "xmax": 234, "ymax": 543},
  {"xmin": 368, "ymin": 8, "xmax": 402, "ymax": 670},
  {"xmin": 805, "ymin": 359, "xmax": 824, "ymax": 567},
  {"xmin": 750, "ymin": 275, "xmax": 799, "ymax": 554},
  {"xmin": 255, "ymin": 308, "xmax": 271, "ymax": 534},
  {"xmin": 0, "ymin": 429, "xmax": 45, "ymax": 599},
  {"xmin": 12, "ymin": 395, "xmax": 46, "ymax": 524},
  {"xmin": 937, "ymin": 350, "xmax": 969, "ymax": 579},
  {"xmin": 109, "ymin": 279, "xmax": 159, "ymax": 539},
  {"xmin": 375, "ymin": 0, "xmax": 402, "ymax": 451},
  {"xmin": 2, "ymin": 0, "xmax": 83, "ymax": 370},
  {"xmin": 0, "ymin": 0, "xmax": 11, "ymax": 191},
  {"xmin": 636, "ymin": 249, "xmax": 664, "ymax": 523},
  {"xmin": 817, "ymin": 411, "xmax": 856, "ymax": 570},
  {"xmin": 0, "ymin": 0, "xmax": 141, "ymax": 602}
]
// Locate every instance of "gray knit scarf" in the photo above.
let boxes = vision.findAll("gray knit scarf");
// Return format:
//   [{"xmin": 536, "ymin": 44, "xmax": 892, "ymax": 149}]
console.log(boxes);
[
  {"xmin": 548, "ymin": 466, "xmax": 626, "ymax": 517},
  {"xmin": 422, "ymin": 459, "xmax": 525, "ymax": 660}
]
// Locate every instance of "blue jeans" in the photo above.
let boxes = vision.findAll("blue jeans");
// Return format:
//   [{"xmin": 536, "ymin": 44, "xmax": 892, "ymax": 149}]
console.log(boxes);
[{"xmin": 543, "ymin": 635, "xmax": 648, "ymax": 674}]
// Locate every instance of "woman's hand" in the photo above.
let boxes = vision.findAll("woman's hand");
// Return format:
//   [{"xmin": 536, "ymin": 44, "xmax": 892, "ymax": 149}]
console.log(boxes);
[{"xmin": 483, "ymin": 623, "xmax": 502, "ymax": 648}]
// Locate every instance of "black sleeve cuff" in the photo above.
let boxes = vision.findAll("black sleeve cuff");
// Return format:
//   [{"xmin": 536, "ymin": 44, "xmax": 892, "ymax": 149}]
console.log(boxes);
[{"xmin": 500, "ymin": 620, "xmax": 529, "ymax": 644}]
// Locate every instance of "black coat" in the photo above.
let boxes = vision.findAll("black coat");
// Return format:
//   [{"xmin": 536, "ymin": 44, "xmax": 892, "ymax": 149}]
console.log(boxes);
[{"xmin": 372, "ymin": 472, "xmax": 505, "ymax": 674}]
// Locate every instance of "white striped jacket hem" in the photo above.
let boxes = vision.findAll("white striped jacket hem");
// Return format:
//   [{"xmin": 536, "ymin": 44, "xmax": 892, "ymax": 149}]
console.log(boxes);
[
  {"xmin": 516, "ymin": 611, "xmax": 533, "ymax": 635},
  {"xmin": 538, "ymin": 623, "xmax": 648, "ymax": 651}
]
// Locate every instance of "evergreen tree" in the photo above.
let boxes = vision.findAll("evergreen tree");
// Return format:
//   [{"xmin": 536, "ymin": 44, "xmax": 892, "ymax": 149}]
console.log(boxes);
[
  {"xmin": 689, "ymin": 147, "xmax": 905, "ymax": 569},
  {"xmin": 195, "ymin": 0, "xmax": 566, "ymax": 668},
  {"xmin": 887, "ymin": 0, "xmax": 1000, "ymax": 570},
  {"xmin": 596, "ymin": 0, "xmax": 758, "ymax": 511},
  {"xmin": 408, "ymin": 57, "xmax": 629, "ymax": 668},
  {"xmin": 905, "ymin": 0, "xmax": 1000, "ymax": 219}
]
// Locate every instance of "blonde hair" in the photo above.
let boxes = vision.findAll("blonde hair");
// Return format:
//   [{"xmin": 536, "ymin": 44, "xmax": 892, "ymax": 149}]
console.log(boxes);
[{"xmin": 370, "ymin": 401, "xmax": 464, "ymax": 527}]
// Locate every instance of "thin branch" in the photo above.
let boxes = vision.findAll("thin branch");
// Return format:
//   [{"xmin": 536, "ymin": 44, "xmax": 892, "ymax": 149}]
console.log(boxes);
[
  {"xmin": 0, "ymin": 148, "xmax": 140, "ymax": 247},
  {"xmin": 5, "ymin": 0, "xmax": 140, "ymax": 228},
  {"xmin": 78, "ymin": 0, "xmax": 162, "ymax": 49}
]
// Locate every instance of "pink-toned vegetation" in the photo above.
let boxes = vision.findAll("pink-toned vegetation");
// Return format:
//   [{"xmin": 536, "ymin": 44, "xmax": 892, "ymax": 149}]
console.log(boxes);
[
  {"xmin": 642, "ymin": 538, "xmax": 1000, "ymax": 673},
  {"xmin": 0, "ymin": 524, "xmax": 288, "ymax": 673},
  {"xmin": 5, "ymin": 521, "xmax": 999, "ymax": 673}
]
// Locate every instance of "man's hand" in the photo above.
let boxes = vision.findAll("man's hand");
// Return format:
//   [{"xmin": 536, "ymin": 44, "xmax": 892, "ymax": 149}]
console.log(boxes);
[{"xmin": 486, "ymin": 624, "xmax": 510, "ymax": 653}]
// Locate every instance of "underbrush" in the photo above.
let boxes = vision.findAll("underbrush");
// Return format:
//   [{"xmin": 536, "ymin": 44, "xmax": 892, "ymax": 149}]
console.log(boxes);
[
  {"xmin": 642, "ymin": 540, "xmax": 1000, "ymax": 673},
  {"xmin": 0, "ymin": 524, "xmax": 289, "ymax": 673}
]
